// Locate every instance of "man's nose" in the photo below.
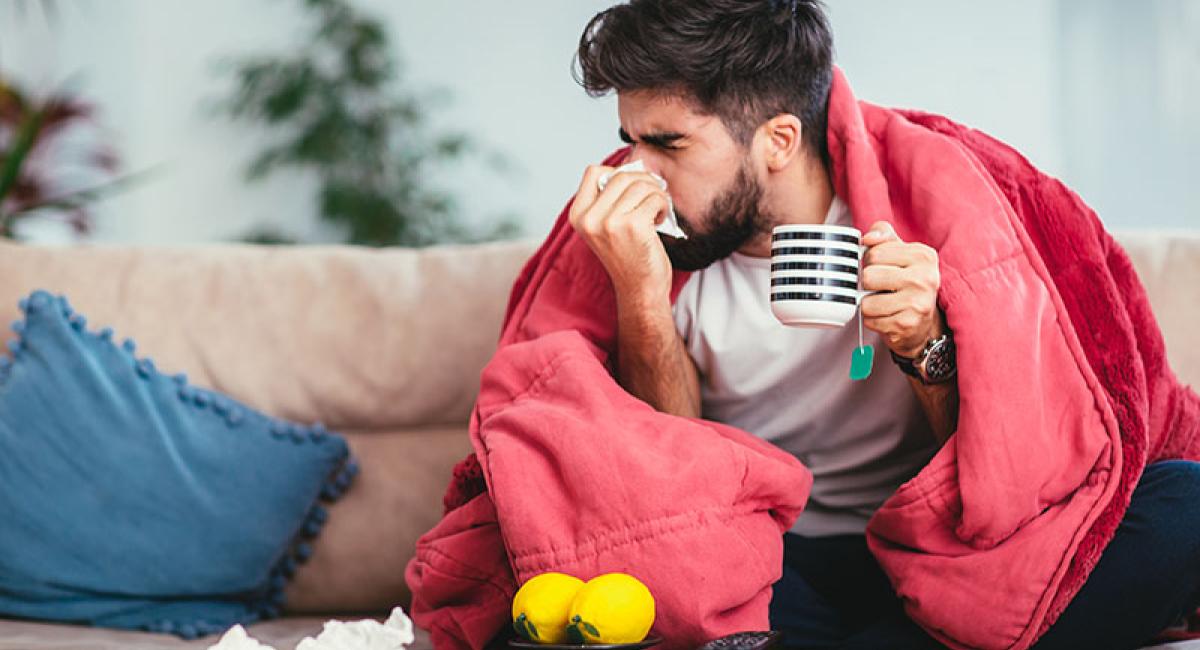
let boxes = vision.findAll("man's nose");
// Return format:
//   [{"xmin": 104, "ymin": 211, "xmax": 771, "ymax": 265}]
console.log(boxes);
[{"xmin": 624, "ymin": 149, "xmax": 664, "ymax": 178}]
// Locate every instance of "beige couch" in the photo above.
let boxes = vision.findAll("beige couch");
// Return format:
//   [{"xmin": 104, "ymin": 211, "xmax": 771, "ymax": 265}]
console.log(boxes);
[{"xmin": 0, "ymin": 231, "xmax": 1196, "ymax": 650}]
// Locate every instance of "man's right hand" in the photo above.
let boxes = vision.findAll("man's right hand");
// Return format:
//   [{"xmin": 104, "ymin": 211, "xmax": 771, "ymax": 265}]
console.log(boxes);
[
  {"xmin": 568, "ymin": 165, "xmax": 674, "ymax": 310},
  {"xmin": 569, "ymin": 165, "xmax": 702, "ymax": 418}
]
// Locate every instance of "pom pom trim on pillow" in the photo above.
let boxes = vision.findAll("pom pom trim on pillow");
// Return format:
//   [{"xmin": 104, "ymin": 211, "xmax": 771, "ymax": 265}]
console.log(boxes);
[{"xmin": 0, "ymin": 290, "xmax": 360, "ymax": 639}]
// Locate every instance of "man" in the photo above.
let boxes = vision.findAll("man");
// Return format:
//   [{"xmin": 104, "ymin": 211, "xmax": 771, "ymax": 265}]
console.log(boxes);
[{"xmin": 567, "ymin": 1, "xmax": 1200, "ymax": 648}]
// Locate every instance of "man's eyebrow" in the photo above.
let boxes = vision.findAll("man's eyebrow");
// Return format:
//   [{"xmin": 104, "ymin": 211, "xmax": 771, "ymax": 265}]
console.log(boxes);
[{"xmin": 618, "ymin": 127, "xmax": 685, "ymax": 148}]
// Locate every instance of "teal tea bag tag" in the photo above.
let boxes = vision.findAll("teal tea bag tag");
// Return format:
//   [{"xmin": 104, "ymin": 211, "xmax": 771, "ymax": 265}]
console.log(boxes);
[
  {"xmin": 851, "ymin": 286, "xmax": 874, "ymax": 381},
  {"xmin": 850, "ymin": 345, "xmax": 874, "ymax": 381}
]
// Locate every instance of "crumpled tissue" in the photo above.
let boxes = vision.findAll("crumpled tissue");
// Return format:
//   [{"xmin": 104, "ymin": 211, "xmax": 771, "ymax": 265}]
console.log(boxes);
[
  {"xmin": 206, "ymin": 607, "xmax": 415, "ymax": 650},
  {"xmin": 597, "ymin": 159, "xmax": 688, "ymax": 239}
]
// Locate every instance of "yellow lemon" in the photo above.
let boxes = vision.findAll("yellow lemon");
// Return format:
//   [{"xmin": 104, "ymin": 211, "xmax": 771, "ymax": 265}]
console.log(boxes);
[
  {"xmin": 512, "ymin": 572, "xmax": 586, "ymax": 644},
  {"xmin": 565, "ymin": 572, "xmax": 655, "ymax": 644}
]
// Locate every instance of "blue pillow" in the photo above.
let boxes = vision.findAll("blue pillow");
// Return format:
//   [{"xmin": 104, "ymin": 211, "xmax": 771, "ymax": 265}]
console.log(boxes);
[{"xmin": 0, "ymin": 290, "xmax": 358, "ymax": 639}]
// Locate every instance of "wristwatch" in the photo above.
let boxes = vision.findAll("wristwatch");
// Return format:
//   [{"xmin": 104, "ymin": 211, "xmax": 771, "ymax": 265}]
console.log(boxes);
[{"xmin": 890, "ymin": 332, "xmax": 957, "ymax": 385}]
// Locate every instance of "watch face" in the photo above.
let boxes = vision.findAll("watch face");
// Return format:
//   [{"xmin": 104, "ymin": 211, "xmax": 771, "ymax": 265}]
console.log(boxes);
[{"xmin": 922, "ymin": 337, "xmax": 956, "ymax": 382}]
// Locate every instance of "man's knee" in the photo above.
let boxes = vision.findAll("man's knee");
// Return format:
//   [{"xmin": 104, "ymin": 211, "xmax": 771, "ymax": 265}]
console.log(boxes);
[
  {"xmin": 1130, "ymin": 460, "xmax": 1200, "ymax": 557},
  {"xmin": 1139, "ymin": 460, "xmax": 1200, "ymax": 502}
]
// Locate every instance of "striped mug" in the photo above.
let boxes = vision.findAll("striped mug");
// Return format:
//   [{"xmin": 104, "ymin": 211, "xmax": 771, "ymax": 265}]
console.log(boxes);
[{"xmin": 769, "ymin": 224, "xmax": 880, "ymax": 328}]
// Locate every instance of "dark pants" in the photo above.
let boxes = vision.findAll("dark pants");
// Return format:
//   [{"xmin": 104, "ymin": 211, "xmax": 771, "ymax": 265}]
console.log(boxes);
[{"xmin": 768, "ymin": 460, "xmax": 1200, "ymax": 649}]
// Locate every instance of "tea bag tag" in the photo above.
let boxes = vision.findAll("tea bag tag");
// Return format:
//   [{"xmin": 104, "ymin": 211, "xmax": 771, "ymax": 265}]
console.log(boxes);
[
  {"xmin": 850, "ymin": 345, "xmax": 874, "ymax": 381},
  {"xmin": 850, "ymin": 301, "xmax": 873, "ymax": 381}
]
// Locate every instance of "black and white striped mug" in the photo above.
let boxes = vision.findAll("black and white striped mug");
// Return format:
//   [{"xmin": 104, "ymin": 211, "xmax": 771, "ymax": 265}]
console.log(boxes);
[{"xmin": 769, "ymin": 224, "xmax": 880, "ymax": 328}]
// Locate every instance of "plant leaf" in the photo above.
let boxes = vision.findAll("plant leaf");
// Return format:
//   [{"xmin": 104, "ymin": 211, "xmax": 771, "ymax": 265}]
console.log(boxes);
[
  {"xmin": 1, "ymin": 165, "xmax": 158, "ymax": 229},
  {"xmin": 0, "ymin": 107, "xmax": 46, "ymax": 203},
  {"xmin": 209, "ymin": 0, "xmax": 517, "ymax": 249}
]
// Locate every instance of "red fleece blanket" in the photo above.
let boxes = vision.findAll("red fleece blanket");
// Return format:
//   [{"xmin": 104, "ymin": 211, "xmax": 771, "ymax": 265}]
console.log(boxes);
[
  {"xmin": 885, "ymin": 108, "xmax": 1200, "ymax": 647},
  {"xmin": 402, "ymin": 231, "xmax": 813, "ymax": 650},
  {"xmin": 405, "ymin": 69, "xmax": 1200, "ymax": 650}
]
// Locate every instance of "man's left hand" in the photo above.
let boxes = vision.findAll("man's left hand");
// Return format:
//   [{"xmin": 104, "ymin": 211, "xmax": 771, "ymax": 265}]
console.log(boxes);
[{"xmin": 860, "ymin": 221, "xmax": 944, "ymax": 359}]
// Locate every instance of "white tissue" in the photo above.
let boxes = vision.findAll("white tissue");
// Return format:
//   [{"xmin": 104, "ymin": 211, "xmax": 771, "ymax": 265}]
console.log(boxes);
[
  {"xmin": 207, "ymin": 607, "xmax": 415, "ymax": 650},
  {"xmin": 597, "ymin": 159, "xmax": 688, "ymax": 239},
  {"xmin": 206, "ymin": 625, "xmax": 278, "ymax": 650},
  {"xmin": 296, "ymin": 607, "xmax": 415, "ymax": 650}
]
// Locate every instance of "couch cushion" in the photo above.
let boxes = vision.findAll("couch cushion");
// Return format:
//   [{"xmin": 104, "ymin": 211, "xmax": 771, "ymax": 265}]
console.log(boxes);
[
  {"xmin": 1113, "ymin": 231, "xmax": 1200, "ymax": 388},
  {"xmin": 0, "ymin": 617, "xmax": 434, "ymax": 650},
  {"xmin": 0, "ymin": 239, "xmax": 539, "ymax": 431},
  {"xmin": 1, "ymin": 234, "xmax": 1188, "ymax": 417},
  {"xmin": 284, "ymin": 426, "xmax": 474, "ymax": 614},
  {"xmin": 0, "ymin": 291, "xmax": 355, "ymax": 638}
]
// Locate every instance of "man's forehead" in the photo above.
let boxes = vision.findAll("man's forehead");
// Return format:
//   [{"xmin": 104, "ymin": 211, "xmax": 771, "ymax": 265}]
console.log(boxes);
[{"xmin": 617, "ymin": 90, "xmax": 714, "ymax": 135}]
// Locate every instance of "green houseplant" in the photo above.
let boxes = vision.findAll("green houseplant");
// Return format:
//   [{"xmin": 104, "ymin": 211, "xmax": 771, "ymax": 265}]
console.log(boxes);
[
  {"xmin": 216, "ymin": 0, "xmax": 518, "ymax": 247},
  {"xmin": 0, "ymin": 78, "xmax": 124, "ymax": 240}
]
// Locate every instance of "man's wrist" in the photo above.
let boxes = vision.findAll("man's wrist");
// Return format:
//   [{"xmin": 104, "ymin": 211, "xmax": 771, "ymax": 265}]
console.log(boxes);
[
  {"xmin": 892, "ymin": 312, "xmax": 946, "ymax": 359},
  {"xmin": 614, "ymin": 283, "xmax": 671, "ymax": 318},
  {"xmin": 890, "ymin": 311, "xmax": 956, "ymax": 385},
  {"xmin": 892, "ymin": 333, "xmax": 956, "ymax": 385}
]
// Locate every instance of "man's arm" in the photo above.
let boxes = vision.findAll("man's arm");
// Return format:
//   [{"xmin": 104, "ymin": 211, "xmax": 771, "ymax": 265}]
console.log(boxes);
[
  {"xmin": 614, "ymin": 296, "xmax": 702, "ymax": 418},
  {"xmin": 566, "ymin": 164, "xmax": 700, "ymax": 417},
  {"xmin": 905, "ymin": 314, "xmax": 959, "ymax": 447},
  {"xmin": 859, "ymin": 223, "xmax": 960, "ymax": 446},
  {"xmin": 909, "ymin": 375, "xmax": 959, "ymax": 448}
]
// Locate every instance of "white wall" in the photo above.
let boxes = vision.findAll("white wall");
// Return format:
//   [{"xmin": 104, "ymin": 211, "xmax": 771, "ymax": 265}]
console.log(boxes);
[
  {"xmin": 1, "ymin": 1, "xmax": 1195, "ymax": 245},
  {"xmin": 1057, "ymin": 0, "xmax": 1200, "ymax": 230},
  {"xmin": 827, "ymin": 0, "xmax": 1064, "ymax": 174},
  {"xmin": 1, "ymin": 1, "xmax": 319, "ymax": 243}
]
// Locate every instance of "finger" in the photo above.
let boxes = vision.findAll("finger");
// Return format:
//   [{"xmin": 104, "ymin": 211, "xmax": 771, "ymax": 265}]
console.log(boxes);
[
  {"xmin": 629, "ymin": 193, "xmax": 672, "ymax": 229},
  {"xmin": 859, "ymin": 289, "xmax": 910, "ymax": 319},
  {"xmin": 581, "ymin": 172, "xmax": 660, "ymax": 230},
  {"xmin": 861, "ymin": 315, "xmax": 890, "ymax": 336},
  {"xmin": 860, "ymin": 263, "xmax": 905, "ymax": 293},
  {"xmin": 632, "ymin": 191, "xmax": 671, "ymax": 226},
  {"xmin": 862, "ymin": 241, "xmax": 928, "ymax": 268},
  {"xmin": 862, "ymin": 285, "xmax": 939, "ymax": 324},
  {"xmin": 863, "ymin": 311, "xmax": 924, "ymax": 340},
  {"xmin": 570, "ymin": 165, "xmax": 614, "ymax": 226},
  {"xmin": 862, "ymin": 221, "xmax": 901, "ymax": 246},
  {"xmin": 610, "ymin": 181, "xmax": 669, "ymax": 226},
  {"xmin": 580, "ymin": 176, "xmax": 655, "ymax": 233},
  {"xmin": 587, "ymin": 180, "xmax": 666, "ymax": 234},
  {"xmin": 596, "ymin": 171, "xmax": 663, "ymax": 204}
]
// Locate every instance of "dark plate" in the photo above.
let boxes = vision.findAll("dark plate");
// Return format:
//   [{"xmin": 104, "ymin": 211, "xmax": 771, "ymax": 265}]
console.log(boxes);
[{"xmin": 507, "ymin": 635, "xmax": 663, "ymax": 649}]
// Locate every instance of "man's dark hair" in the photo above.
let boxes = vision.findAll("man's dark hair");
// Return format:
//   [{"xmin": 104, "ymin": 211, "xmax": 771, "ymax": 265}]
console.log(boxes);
[{"xmin": 575, "ymin": 0, "xmax": 834, "ymax": 164}]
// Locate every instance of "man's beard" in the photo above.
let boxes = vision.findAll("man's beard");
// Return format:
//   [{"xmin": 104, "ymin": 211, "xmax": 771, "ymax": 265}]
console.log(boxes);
[{"xmin": 660, "ymin": 163, "xmax": 772, "ymax": 272}]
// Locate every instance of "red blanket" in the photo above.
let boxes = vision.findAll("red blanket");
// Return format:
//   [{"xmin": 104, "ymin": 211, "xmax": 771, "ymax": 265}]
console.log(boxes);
[
  {"xmin": 405, "ymin": 69, "xmax": 1200, "ymax": 649},
  {"xmin": 402, "ymin": 146, "xmax": 814, "ymax": 649},
  {"xmin": 878, "ymin": 108, "xmax": 1200, "ymax": 647}
]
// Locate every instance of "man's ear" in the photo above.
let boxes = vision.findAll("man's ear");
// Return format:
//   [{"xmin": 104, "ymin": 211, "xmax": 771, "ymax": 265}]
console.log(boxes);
[{"xmin": 761, "ymin": 113, "xmax": 803, "ymax": 172}]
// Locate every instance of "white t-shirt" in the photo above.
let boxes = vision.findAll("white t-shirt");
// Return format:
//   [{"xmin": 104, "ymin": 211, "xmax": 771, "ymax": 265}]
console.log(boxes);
[{"xmin": 671, "ymin": 196, "xmax": 938, "ymax": 536}]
